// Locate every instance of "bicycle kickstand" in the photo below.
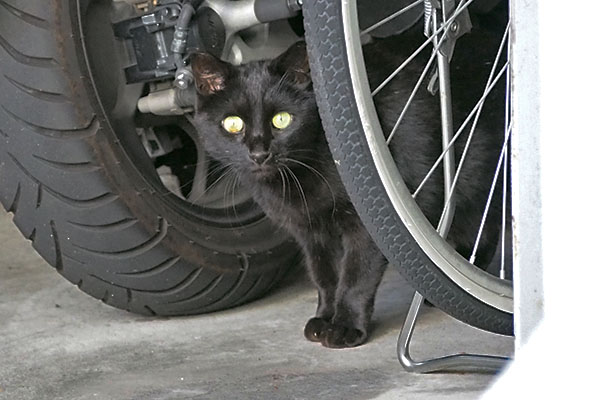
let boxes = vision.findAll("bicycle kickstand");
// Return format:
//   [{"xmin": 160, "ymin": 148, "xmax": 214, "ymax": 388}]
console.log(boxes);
[{"xmin": 397, "ymin": 291, "xmax": 510, "ymax": 373}]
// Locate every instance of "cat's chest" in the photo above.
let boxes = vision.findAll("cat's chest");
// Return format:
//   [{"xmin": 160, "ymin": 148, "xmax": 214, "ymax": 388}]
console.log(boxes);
[
  {"xmin": 250, "ymin": 178, "xmax": 333, "ymax": 229},
  {"xmin": 254, "ymin": 186, "xmax": 315, "ymax": 224}
]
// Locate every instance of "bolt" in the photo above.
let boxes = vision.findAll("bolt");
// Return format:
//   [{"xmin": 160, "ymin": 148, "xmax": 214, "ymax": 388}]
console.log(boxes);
[
  {"xmin": 450, "ymin": 21, "xmax": 458, "ymax": 32},
  {"xmin": 175, "ymin": 73, "xmax": 189, "ymax": 89},
  {"xmin": 174, "ymin": 68, "xmax": 193, "ymax": 89}
]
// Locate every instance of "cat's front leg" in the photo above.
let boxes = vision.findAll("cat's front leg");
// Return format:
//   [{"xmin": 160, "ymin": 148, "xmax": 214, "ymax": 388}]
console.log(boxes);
[
  {"xmin": 323, "ymin": 231, "xmax": 387, "ymax": 349},
  {"xmin": 300, "ymin": 240, "xmax": 340, "ymax": 343}
]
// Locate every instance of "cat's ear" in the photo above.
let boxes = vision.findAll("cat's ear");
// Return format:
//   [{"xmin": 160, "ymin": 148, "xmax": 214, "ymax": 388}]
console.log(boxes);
[
  {"xmin": 270, "ymin": 41, "xmax": 311, "ymax": 86},
  {"xmin": 190, "ymin": 52, "xmax": 232, "ymax": 95}
]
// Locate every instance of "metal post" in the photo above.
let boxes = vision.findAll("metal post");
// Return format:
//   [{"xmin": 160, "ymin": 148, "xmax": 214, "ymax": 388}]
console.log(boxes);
[{"xmin": 509, "ymin": 0, "xmax": 543, "ymax": 352}]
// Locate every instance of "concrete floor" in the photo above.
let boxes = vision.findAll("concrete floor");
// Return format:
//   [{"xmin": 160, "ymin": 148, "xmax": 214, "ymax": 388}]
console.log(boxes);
[{"xmin": 0, "ymin": 210, "xmax": 513, "ymax": 400}]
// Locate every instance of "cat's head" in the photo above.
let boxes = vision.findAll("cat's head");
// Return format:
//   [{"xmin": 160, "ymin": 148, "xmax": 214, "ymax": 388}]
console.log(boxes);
[{"xmin": 190, "ymin": 42, "xmax": 322, "ymax": 179}]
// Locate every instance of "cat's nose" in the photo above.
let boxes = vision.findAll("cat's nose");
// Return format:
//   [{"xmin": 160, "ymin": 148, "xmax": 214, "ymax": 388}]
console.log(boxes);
[{"xmin": 249, "ymin": 151, "xmax": 273, "ymax": 165}]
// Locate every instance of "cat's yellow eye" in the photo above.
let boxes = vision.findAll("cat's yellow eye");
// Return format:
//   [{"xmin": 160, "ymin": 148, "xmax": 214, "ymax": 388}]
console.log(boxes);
[
  {"xmin": 272, "ymin": 111, "xmax": 293, "ymax": 130},
  {"xmin": 222, "ymin": 115, "xmax": 245, "ymax": 134}
]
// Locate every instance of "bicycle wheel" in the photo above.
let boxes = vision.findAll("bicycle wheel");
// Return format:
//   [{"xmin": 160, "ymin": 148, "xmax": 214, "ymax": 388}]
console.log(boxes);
[{"xmin": 303, "ymin": 0, "xmax": 513, "ymax": 335}]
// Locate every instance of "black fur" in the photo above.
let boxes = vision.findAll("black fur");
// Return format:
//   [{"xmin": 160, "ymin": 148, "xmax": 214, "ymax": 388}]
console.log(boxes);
[{"xmin": 191, "ymin": 27, "xmax": 504, "ymax": 348}]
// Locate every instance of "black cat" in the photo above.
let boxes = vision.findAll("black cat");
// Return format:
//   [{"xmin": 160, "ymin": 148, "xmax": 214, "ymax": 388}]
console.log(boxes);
[{"xmin": 190, "ymin": 29, "xmax": 503, "ymax": 348}]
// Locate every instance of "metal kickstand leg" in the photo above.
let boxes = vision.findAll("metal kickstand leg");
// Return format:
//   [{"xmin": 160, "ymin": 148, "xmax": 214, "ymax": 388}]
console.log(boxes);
[{"xmin": 397, "ymin": 291, "xmax": 510, "ymax": 373}]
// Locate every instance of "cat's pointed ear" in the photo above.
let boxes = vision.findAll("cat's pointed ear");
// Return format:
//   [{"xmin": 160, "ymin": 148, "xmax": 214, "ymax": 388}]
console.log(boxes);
[
  {"xmin": 190, "ymin": 52, "xmax": 232, "ymax": 95},
  {"xmin": 270, "ymin": 41, "xmax": 311, "ymax": 86}
]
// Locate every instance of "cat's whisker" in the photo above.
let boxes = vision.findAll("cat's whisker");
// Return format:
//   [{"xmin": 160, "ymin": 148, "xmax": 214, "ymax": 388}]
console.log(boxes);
[
  {"xmin": 285, "ymin": 149, "xmax": 321, "ymax": 158},
  {"xmin": 282, "ymin": 157, "xmax": 337, "ymax": 217},
  {"xmin": 187, "ymin": 165, "xmax": 234, "ymax": 204},
  {"xmin": 178, "ymin": 162, "xmax": 232, "ymax": 194},
  {"xmin": 155, "ymin": 166, "xmax": 214, "ymax": 199},
  {"xmin": 274, "ymin": 69, "xmax": 293, "ymax": 94},
  {"xmin": 277, "ymin": 167, "xmax": 287, "ymax": 211},
  {"xmin": 282, "ymin": 166, "xmax": 292, "ymax": 211},
  {"xmin": 223, "ymin": 168, "xmax": 237, "ymax": 222},
  {"xmin": 165, "ymin": 157, "xmax": 219, "ymax": 193},
  {"xmin": 175, "ymin": 160, "xmax": 229, "ymax": 191},
  {"xmin": 200, "ymin": 164, "xmax": 234, "ymax": 191},
  {"xmin": 283, "ymin": 164, "xmax": 312, "ymax": 228},
  {"xmin": 286, "ymin": 149, "xmax": 319, "ymax": 154},
  {"xmin": 284, "ymin": 153, "xmax": 322, "ymax": 164},
  {"xmin": 230, "ymin": 170, "xmax": 241, "ymax": 222}
]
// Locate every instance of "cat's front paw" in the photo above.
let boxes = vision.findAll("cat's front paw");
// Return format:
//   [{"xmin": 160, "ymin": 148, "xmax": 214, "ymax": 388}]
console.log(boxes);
[
  {"xmin": 321, "ymin": 324, "xmax": 367, "ymax": 349},
  {"xmin": 304, "ymin": 317, "xmax": 331, "ymax": 342}
]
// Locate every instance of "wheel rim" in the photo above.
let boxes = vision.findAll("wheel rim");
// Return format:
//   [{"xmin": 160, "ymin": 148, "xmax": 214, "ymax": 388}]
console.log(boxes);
[{"xmin": 342, "ymin": 0, "xmax": 513, "ymax": 313}]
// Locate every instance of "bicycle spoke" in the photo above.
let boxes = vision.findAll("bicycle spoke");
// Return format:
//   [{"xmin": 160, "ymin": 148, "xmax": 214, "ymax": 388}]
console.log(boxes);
[
  {"xmin": 500, "ymin": 135, "xmax": 509, "ymax": 278},
  {"xmin": 500, "ymin": 24, "xmax": 512, "ymax": 279},
  {"xmin": 470, "ymin": 121, "xmax": 513, "ymax": 264},
  {"xmin": 372, "ymin": 0, "xmax": 475, "ymax": 97},
  {"xmin": 441, "ymin": 0, "xmax": 448, "ymax": 24},
  {"xmin": 361, "ymin": 0, "xmax": 424, "ymax": 36},
  {"xmin": 386, "ymin": 33, "xmax": 440, "ymax": 144},
  {"xmin": 432, "ymin": 23, "xmax": 510, "ymax": 229},
  {"xmin": 387, "ymin": 2, "xmax": 490, "ymax": 144},
  {"xmin": 412, "ymin": 62, "xmax": 509, "ymax": 199}
]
